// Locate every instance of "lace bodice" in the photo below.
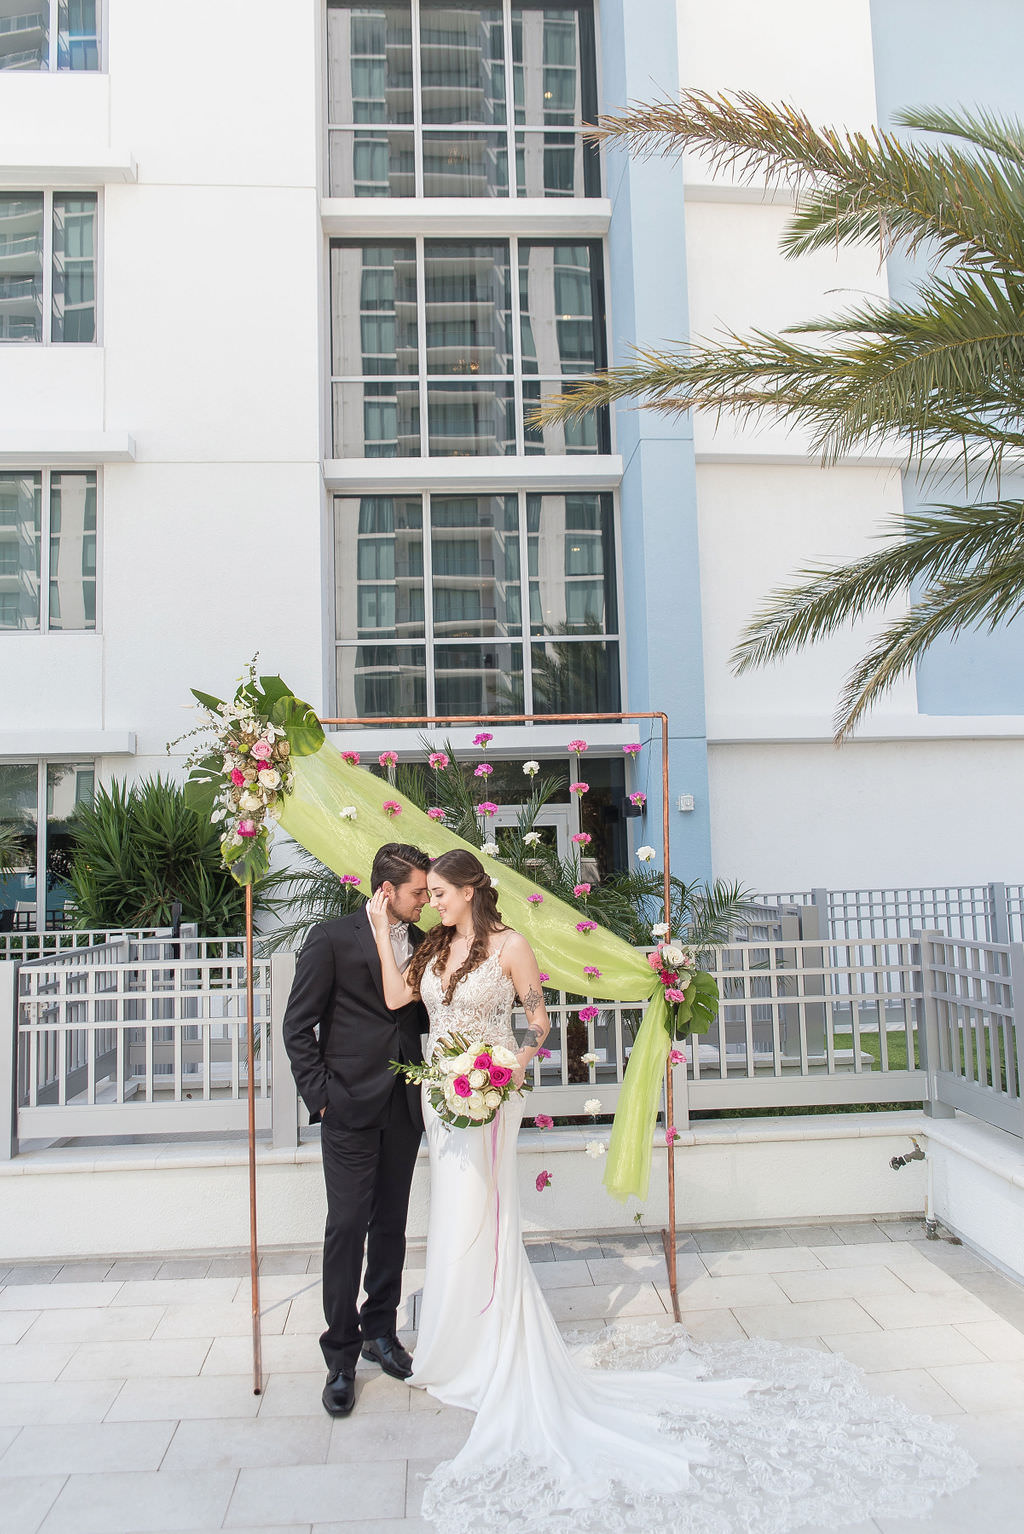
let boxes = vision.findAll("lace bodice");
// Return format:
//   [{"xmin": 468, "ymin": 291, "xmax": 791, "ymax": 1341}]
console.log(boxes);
[{"xmin": 420, "ymin": 948, "xmax": 518, "ymax": 1056}]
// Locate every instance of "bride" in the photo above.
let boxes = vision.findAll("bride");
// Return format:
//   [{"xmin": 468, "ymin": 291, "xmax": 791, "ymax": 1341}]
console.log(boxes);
[{"xmin": 368, "ymin": 848, "xmax": 973, "ymax": 1534}]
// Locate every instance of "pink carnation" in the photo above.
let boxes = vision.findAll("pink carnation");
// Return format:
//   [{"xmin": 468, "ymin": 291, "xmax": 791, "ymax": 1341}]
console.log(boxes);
[
  {"xmin": 453, "ymin": 1075, "xmax": 472, "ymax": 1099},
  {"xmin": 538, "ymin": 974, "xmax": 550, "ymax": 985},
  {"xmin": 584, "ymin": 965, "xmax": 601, "ymax": 978},
  {"xmin": 527, "ymin": 893, "xmax": 543, "ymax": 905},
  {"xmin": 230, "ymin": 768, "xmax": 245, "ymax": 786},
  {"xmin": 488, "ymin": 1064, "xmax": 512, "ymax": 1088},
  {"xmin": 534, "ymin": 1114, "xmax": 554, "ymax": 1130},
  {"xmin": 342, "ymin": 750, "xmax": 360, "ymax": 766},
  {"xmin": 477, "ymin": 801, "xmax": 498, "ymax": 816},
  {"xmin": 623, "ymin": 742, "xmax": 641, "ymax": 757},
  {"xmin": 665, "ymin": 1126, "xmax": 680, "ymax": 1146},
  {"xmin": 665, "ymin": 987, "xmax": 687, "ymax": 1004},
  {"xmin": 579, "ymin": 1005, "xmax": 599, "ymax": 1023},
  {"xmin": 570, "ymin": 781, "xmax": 589, "ymax": 796},
  {"xmin": 571, "ymin": 832, "xmax": 592, "ymax": 846},
  {"xmin": 574, "ymin": 883, "xmax": 591, "ymax": 897},
  {"xmin": 428, "ymin": 752, "xmax": 449, "ymax": 770},
  {"xmin": 629, "ymin": 791, "xmax": 647, "ymax": 808},
  {"xmin": 340, "ymin": 874, "xmax": 361, "ymax": 886},
  {"xmin": 669, "ymin": 1048, "xmax": 687, "ymax": 1066},
  {"xmin": 474, "ymin": 763, "xmax": 493, "ymax": 777},
  {"xmin": 535, "ymin": 1170, "xmax": 552, "ymax": 1191},
  {"xmin": 237, "ymin": 819, "xmax": 257, "ymax": 838},
  {"xmin": 383, "ymin": 800, "xmax": 402, "ymax": 817},
  {"xmin": 427, "ymin": 807, "xmax": 445, "ymax": 821},
  {"xmin": 378, "ymin": 750, "xmax": 398, "ymax": 768},
  {"xmin": 576, "ymin": 920, "xmax": 597, "ymax": 933},
  {"xmin": 473, "ymin": 731, "xmax": 493, "ymax": 748},
  {"xmin": 536, "ymin": 1046, "xmax": 551, "ymax": 1059},
  {"xmin": 646, "ymin": 949, "xmax": 663, "ymax": 971},
  {"xmin": 567, "ymin": 739, "xmax": 588, "ymax": 754}
]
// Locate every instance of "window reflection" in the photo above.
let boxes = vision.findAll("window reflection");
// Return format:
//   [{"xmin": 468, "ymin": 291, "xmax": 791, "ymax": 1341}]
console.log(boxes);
[
  {"xmin": 336, "ymin": 644, "xmax": 427, "ymax": 719},
  {"xmin": 335, "ymin": 495, "xmax": 425, "ymax": 641},
  {"xmin": 527, "ymin": 491, "xmax": 615, "ymax": 634},
  {"xmin": 0, "ymin": 196, "xmax": 43, "ymax": 342},
  {"xmin": 434, "ymin": 641, "xmax": 525, "ymax": 715},
  {"xmin": 529, "ymin": 638, "xmax": 620, "ymax": 713},
  {"xmin": 431, "ymin": 495, "xmax": 520, "ymax": 637},
  {"xmin": 424, "ymin": 243, "xmax": 512, "ymax": 374},
  {"xmin": 0, "ymin": 473, "xmax": 40, "ymax": 629}
]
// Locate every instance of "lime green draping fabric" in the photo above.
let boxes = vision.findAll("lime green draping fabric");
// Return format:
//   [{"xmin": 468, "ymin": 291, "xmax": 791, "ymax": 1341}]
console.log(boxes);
[{"xmin": 278, "ymin": 740, "xmax": 670, "ymax": 1202}]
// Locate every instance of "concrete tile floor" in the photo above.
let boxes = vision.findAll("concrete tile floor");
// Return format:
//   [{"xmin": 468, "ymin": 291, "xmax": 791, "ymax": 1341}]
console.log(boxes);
[{"xmin": 0, "ymin": 1219, "xmax": 1021, "ymax": 1533}]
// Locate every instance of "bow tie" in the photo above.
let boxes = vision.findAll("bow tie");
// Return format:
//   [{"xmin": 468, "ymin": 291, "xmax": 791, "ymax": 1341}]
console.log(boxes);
[{"xmin": 389, "ymin": 921, "xmax": 409, "ymax": 938}]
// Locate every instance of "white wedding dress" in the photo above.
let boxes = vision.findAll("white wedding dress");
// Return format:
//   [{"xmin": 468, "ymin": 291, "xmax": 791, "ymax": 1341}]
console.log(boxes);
[{"xmin": 409, "ymin": 949, "xmax": 975, "ymax": 1534}]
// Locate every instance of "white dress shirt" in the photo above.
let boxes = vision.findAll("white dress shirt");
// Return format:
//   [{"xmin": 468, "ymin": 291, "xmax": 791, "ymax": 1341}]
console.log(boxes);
[{"xmin": 367, "ymin": 903, "xmax": 412, "ymax": 969}]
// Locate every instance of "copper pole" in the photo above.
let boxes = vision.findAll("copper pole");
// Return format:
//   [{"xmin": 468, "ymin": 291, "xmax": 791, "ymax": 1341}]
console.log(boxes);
[{"xmin": 245, "ymin": 882, "xmax": 263, "ymax": 1394}]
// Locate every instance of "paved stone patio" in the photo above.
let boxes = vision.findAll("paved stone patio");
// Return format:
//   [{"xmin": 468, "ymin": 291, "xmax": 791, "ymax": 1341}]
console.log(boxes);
[{"xmin": 2, "ymin": 1219, "xmax": 1023, "ymax": 1533}]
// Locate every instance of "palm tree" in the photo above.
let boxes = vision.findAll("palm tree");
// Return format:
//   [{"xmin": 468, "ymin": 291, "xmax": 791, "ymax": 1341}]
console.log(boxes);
[{"xmin": 533, "ymin": 91, "xmax": 1024, "ymax": 737}]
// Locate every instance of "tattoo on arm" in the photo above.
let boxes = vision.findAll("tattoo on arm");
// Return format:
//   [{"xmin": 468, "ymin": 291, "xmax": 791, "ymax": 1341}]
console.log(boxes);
[{"xmin": 521, "ymin": 984, "xmax": 543, "ymax": 1016}]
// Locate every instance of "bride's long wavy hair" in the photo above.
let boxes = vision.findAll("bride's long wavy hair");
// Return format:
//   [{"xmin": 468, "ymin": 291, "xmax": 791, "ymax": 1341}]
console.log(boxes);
[{"xmin": 407, "ymin": 849, "xmax": 507, "ymax": 1005}]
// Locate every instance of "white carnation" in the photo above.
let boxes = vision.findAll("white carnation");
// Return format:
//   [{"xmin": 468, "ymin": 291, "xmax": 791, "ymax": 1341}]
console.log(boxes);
[
  {"xmin": 339, "ymin": 806, "xmax": 357, "ymax": 821},
  {"xmin": 580, "ymin": 1052, "xmax": 598, "ymax": 1067},
  {"xmin": 636, "ymin": 846, "xmax": 657, "ymax": 862},
  {"xmin": 523, "ymin": 761, "xmax": 540, "ymax": 776},
  {"xmin": 523, "ymin": 831, "xmax": 542, "ymax": 846},
  {"xmin": 585, "ymin": 1141, "xmax": 606, "ymax": 1159},
  {"xmin": 480, "ymin": 841, "xmax": 499, "ymax": 856},
  {"xmin": 650, "ymin": 922, "xmax": 669, "ymax": 938},
  {"xmin": 583, "ymin": 1097, "xmax": 602, "ymax": 1116}
]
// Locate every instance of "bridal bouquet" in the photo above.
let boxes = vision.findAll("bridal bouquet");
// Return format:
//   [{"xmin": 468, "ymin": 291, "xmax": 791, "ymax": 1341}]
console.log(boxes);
[{"xmin": 391, "ymin": 1032, "xmax": 530, "ymax": 1129}]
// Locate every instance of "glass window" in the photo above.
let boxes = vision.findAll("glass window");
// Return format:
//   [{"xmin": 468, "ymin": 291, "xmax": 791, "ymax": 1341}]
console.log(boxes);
[
  {"xmin": 333, "ymin": 488, "xmax": 619, "ymax": 717},
  {"xmin": 334, "ymin": 494, "xmax": 425, "ymax": 640},
  {"xmin": 0, "ymin": 0, "xmax": 98, "ymax": 71},
  {"xmin": 0, "ymin": 469, "xmax": 96, "ymax": 632},
  {"xmin": 331, "ymin": 237, "xmax": 607, "ymax": 456},
  {"xmin": 327, "ymin": 0, "xmax": 598, "ymax": 198},
  {"xmin": 0, "ymin": 192, "xmax": 96, "ymax": 344},
  {"xmin": 0, "ymin": 759, "xmax": 94, "ymax": 932}
]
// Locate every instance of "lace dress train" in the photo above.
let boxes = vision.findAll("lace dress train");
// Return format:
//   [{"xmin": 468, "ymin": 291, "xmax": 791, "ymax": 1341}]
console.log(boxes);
[{"xmin": 409, "ymin": 952, "xmax": 975, "ymax": 1534}]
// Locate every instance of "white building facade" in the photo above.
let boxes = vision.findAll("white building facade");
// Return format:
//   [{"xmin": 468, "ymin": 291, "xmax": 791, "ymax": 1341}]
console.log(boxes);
[{"xmin": 3, "ymin": 0, "xmax": 1024, "ymax": 931}]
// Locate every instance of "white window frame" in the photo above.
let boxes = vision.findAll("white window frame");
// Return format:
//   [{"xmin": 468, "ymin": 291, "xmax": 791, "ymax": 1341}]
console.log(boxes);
[{"xmin": 0, "ymin": 465, "xmax": 100, "ymax": 634}]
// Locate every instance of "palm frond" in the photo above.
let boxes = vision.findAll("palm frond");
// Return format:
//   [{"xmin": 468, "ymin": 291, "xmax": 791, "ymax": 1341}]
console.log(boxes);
[{"xmin": 734, "ymin": 500, "xmax": 1024, "ymax": 673}]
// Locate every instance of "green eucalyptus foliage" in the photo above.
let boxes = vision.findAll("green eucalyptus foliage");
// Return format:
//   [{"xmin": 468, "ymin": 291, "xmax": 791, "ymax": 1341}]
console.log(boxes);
[{"xmin": 66, "ymin": 777, "xmax": 258, "ymax": 933}]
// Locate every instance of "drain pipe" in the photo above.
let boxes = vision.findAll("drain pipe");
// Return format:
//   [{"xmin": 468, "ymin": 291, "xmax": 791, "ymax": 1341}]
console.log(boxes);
[{"xmin": 889, "ymin": 1136, "xmax": 939, "ymax": 1238}]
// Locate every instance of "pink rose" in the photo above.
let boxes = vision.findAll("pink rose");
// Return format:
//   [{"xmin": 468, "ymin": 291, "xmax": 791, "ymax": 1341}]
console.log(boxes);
[
  {"xmin": 488, "ymin": 1064, "xmax": 512, "ymax": 1088},
  {"xmin": 535, "ymin": 1170, "xmax": 552, "ymax": 1191},
  {"xmin": 574, "ymin": 883, "xmax": 591, "ymax": 897},
  {"xmin": 453, "ymin": 1075, "xmax": 472, "ymax": 1099},
  {"xmin": 428, "ymin": 752, "xmax": 449, "ymax": 770},
  {"xmin": 669, "ymin": 1048, "xmax": 686, "ymax": 1065},
  {"xmin": 534, "ymin": 1114, "xmax": 554, "ymax": 1130},
  {"xmin": 238, "ymin": 819, "xmax": 257, "ymax": 837},
  {"xmin": 473, "ymin": 1052, "xmax": 493, "ymax": 1070},
  {"xmin": 251, "ymin": 740, "xmax": 272, "ymax": 760},
  {"xmin": 665, "ymin": 988, "xmax": 686, "ymax": 1004},
  {"xmin": 427, "ymin": 807, "xmax": 445, "ymax": 820},
  {"xmin": 230, "ymin": 768, "xmax": 245, "ymax": 786}
]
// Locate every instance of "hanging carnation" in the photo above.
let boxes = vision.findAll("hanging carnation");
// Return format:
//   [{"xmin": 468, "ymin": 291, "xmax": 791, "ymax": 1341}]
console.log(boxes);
[
  {"xmin": 378, "ymin": 751, "xmax": 398, "ymax": 768},
  {"xmin": 570, "ymin": 781, "xmax": 589, "ymax": 796},
  {"xmin": 340, "ymin": 874, "xmax": 361, "ymax": 886},
  {"xmin": 383, "ymin": 800, "xmax": 402, "ymax": 817},
  {"xmin": 623, "ymin": 742, "xmax": 641, "ymax": 757},
  {"xmin": 567, "ymin": 738, "xmax": 588, "ymax": 754},
  {"xmin": 576, "ymin": 920, "xmax": 597, "ymax": 933},
  {"xmin": 574, "ymin": 883, "xmax": 591, "ymax": 897},
  {"xmin": 578, "ymin": 1006, "xmax": 599, "ymax": 1022},
  {"xmin": 427, "ymin": 807, "xmax": 445, "ymax": 821},
  {"xmin": 527, "ymin": 893, "xmax": 544, "ymax": 905},
  {"xmin": 522, "ymin": 760, "xmax": 540, "ymax": 777},
  {"xmin": 473, "ymin": 731, "xmax": 493, "ymax": 748},
  {"xmin": 583, "ymin": 965, "xmax": 601, "ymax": 978},
  {"xmin": 535, "ymin": 1170, "xmax": 552, "ymax": 1191},
  {"xmin": 428, "ymin": 751, "xmax": 450, "ymax": 770},
  {"xmin": 629, "ymin": 791, "xmax": 646, "ymax": 809},
  {"xmin": 341, "ymin": 750, "xmax": 360, "ymax": 766},
  {"xmin": 474, "ymin": 763, "xmax": 493, "ymax": 777},
  {"xmin": 476, "ymin": 801, "xmax": 498, "ymax": 817},
  {"xmin": 572, "ymin": 832, "xmax": 592, "ymax": 846}
]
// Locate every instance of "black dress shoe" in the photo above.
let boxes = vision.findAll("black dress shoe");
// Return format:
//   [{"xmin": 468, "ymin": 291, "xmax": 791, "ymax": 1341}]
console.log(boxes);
[
  {"xmin": 322, "ymin": 1370, "xmax": 356, "ymax": 1416},
  {"xmin": 361, "ymin": 1334, "xmax": 414, "ymax": 1380}
]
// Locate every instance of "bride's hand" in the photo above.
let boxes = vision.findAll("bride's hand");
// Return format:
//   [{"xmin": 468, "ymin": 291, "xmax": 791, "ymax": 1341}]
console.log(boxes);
[
  {"xmin": 367, "ymin": 888, "xmax": 391, "ymax": 936},
  {"xmin": 512, "ymin": 1060, "xmax": 528, "ymax": 1089}
]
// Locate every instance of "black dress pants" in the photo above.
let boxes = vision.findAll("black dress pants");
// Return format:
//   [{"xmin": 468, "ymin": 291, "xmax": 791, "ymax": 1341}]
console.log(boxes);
[{"xmin": 319, "ymin": 1079, "xmax": 422, "ymax": 1377}]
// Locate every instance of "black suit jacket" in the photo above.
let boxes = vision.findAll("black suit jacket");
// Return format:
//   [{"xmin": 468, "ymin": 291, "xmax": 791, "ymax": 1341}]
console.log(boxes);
[{"xmin": 282, "ymin": 911, "xmax": 428, "ymax": 1131}]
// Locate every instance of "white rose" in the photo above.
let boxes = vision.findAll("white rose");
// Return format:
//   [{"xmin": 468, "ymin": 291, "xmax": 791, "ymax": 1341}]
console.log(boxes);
[
  {"xmin": 265, "ymin": 803, "xmax": 282, "ymax": 821},
  {"xmin": 636, "ymin": 846, "xmax": 657, "ymax": 863},
  {"xmin": 466, "ymin": 1095, "xmax": 487, "ymax": 1120},
  {"xmin": 483, "ymin": 1090, "xmax": 501, "ymax": 1110},
  {"xmin": 585, "ymin": 1141, "xmax": 606, "ymax": 1159},
  {"xmin": 480, "ymin": 841, "xmax": 499, "ymax": 856},
  {"xmin": 339, "ymin": 806, "xmax": 357, "ymax": 821},
  {"xmin": 583, "ymin": 1097, "xmax": 602, "ymax": 1116},
  {"xmin": 581, "ymin": 1052, "xmax": 598, "ymax": 1067},
  {"xmin": 661, "ymin": 944, "xmax": 685, "ymax": 967},
  {"xmin": 650, "ymin": 922, "xmax": 669, "ymax": 938},
  {"xmin": 239, "ymin": 792, "xmax": 262, "ymax": 813},
  {"xmin": 257, "ymin": 768, "xmax": 281, "ymax": 789},
  {"xmin": 523, "ymin": 831, "xmax": 542, "ymax": 846},
  {"xmin": 450, "ymin": 1052, "xmax": 476, "ymax": 1074},
  {"xmin": 468, "ymin": 1069, "xmax": 487, "ymax": 1088},
  {"xmin": 489, "ymin": 1046, "xmax": 519, "ymax": 1068}
]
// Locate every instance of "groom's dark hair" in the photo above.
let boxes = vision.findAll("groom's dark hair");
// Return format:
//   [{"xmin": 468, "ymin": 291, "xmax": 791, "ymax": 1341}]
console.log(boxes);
[{"xmin": 370, "ymin": 842, "xmax": 431, "ymax": 893}]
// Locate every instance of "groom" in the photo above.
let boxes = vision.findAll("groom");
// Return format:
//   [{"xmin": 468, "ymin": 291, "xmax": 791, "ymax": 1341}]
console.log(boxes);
[{"xmin": 282, "ymin": 841, "xmax": 431, "ymax": 1418}]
